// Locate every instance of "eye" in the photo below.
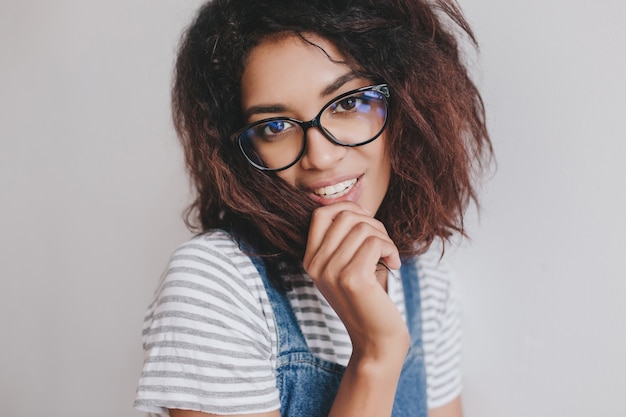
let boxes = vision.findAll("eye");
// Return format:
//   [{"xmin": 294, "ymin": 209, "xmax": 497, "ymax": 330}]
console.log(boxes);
[
  {"xmin": 252, "ymin": 119, "xmax": 295, "ymax": 141},
  {"xmin": 265, "ymin": 120, "xmax": 286, "ymax": 134},
  {"xmin": 332, "ymin": 96, "xmax": 362, "ymax": 113}
]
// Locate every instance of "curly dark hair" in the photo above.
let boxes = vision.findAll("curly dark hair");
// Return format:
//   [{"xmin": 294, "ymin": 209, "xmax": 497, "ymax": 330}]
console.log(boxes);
[{"xmin": 172, "ymin": 0, "xmax": 492, "ymax": 288}]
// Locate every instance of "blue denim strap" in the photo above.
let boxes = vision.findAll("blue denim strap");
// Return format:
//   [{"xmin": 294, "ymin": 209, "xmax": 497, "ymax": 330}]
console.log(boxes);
[
  {"xmin": 393, "ymin": 258, "xmax": 428, "ymax": 416},
  {"xmin": 248, "ymin": 256, "xmax": 310, "ymax": 355},
  {"xmin": 400, "ymin": 259, "xmax": 424, "ymax": 351},
  {"xmin": 248, "ymin": 250, "xmax": 427, "ymax": 417}
]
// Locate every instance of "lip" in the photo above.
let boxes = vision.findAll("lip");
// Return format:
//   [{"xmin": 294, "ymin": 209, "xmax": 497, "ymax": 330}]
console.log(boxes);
[{"xmin": 305, "ymin": 174, "xmax": 363, "ymax": 205}]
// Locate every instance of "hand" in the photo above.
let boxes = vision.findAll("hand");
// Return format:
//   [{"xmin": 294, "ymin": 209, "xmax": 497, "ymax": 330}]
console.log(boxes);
[{"xmin": 303, "ymin": 201, "xmax": 410, "ymax": 360}]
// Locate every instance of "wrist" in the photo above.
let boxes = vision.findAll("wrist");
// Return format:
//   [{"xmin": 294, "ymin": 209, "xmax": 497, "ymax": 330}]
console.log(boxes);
[{"xmin": 351, "ymin": 326, "xmax": 411, "ymax": 363}]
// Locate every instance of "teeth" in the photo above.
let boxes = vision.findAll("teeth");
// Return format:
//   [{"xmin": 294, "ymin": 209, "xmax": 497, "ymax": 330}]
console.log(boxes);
[{"xmin": 314, "ymin": 178, "xmax": 357, "ymax": 198}]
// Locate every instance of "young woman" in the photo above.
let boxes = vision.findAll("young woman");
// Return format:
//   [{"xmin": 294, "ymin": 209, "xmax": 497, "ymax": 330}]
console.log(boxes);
[{"xmin": 135, "ymin": 1, "xmax": 491, "ymax": 416}]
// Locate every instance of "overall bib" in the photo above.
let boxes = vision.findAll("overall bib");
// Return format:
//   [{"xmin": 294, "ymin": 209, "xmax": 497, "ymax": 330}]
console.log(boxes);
[{"xmin": 250, "ymin": 256, "xmax": 428, "ymax": 417}]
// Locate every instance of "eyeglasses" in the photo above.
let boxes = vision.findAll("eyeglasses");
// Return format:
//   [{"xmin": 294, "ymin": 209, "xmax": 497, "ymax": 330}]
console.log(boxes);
[{"xmin": 232, "ymin": 84, "xmax": 390, "ymax": 171}]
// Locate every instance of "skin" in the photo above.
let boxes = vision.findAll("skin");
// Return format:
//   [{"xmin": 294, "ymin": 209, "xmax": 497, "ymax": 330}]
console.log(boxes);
[
  {"xmin": 171, "ymin": 33, "xmax": 462, "ymax": 417},
  {"xmin": 241, "ymin": 36, "xmax": 392, "ymax": 215}
]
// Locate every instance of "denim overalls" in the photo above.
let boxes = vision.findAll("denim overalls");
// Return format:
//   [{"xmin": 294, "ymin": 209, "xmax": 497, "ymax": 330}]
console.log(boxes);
[{"xmin": 250, "ymin": 256, "xmax": 428, "ymax": 417}]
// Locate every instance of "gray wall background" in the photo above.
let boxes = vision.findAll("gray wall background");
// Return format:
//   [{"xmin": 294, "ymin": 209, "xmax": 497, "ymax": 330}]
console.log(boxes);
[{"xmin": 1, "ymin": 0, "xmax": 624, "ymax": 416}]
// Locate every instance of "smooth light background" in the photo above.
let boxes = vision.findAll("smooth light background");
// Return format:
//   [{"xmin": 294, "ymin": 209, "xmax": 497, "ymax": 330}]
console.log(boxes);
[{"xmin": 1, "ymin": 1, "xmax": 624, "ymax": 416}]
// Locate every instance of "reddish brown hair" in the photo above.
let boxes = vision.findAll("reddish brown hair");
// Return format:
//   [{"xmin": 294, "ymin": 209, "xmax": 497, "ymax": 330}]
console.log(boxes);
[{"xmin": 173, "ymin": 0, "xmax": 492, "ymax": 288}]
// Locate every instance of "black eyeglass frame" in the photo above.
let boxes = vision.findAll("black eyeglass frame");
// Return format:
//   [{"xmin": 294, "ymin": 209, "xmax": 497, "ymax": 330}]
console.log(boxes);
[{"xmin": 231, "ymin": 83, "xmax": 390, "ymax": 172}]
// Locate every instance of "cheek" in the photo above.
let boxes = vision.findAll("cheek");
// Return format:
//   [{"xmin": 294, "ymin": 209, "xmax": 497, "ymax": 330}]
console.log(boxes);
[
  {"xmin": 375, "ymin": 137, "xmax": 392, "ymax": 176},
  {"xmin": 275, "ymin": 169, "xmax": 297, "ymax": 187},
  {"xmin": 375, "ymin": 142, "xmax": 392, "ymax": 196},
  {"xmin": 378, "ymin": 155, "xmax": 392, "ymax": 192}
]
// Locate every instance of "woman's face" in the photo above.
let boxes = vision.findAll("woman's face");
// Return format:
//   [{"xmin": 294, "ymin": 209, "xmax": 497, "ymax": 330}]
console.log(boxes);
[{"xmin": 240, "ymin": 33, "xmax": 391, "ymax": 215}]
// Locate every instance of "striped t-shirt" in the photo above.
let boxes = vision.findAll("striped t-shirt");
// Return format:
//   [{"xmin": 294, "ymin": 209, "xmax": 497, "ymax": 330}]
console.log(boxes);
[{"xmin": 135, "ymin": 229, "xmax": 461, "ymax": 415}]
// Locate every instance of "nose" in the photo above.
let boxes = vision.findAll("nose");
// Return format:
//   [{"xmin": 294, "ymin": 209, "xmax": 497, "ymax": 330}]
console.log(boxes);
[{"xmin": 299, "ymin": 127, "xmax": 348, "ymax": 170}]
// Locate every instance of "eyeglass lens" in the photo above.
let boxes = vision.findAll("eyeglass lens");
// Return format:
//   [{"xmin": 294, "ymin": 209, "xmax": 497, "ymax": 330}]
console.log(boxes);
[{"xmin": 238, "ymin": 88, "xmax": 387, "ymax": 171}]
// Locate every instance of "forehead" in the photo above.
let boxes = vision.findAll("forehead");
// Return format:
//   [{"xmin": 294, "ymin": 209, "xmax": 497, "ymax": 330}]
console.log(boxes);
[{"xmin": 240, "ymin": 33, "xmax": 353, "ymax": 110}]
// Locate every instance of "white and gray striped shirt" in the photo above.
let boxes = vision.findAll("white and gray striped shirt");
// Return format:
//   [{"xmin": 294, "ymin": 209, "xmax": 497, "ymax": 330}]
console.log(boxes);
[{"xmin": 135, "ymin": 229, "xmax": 461, "ymax": 415}]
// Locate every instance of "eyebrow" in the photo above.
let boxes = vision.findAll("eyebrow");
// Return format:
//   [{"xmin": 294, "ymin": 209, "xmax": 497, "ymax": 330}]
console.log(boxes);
[
  {"xmin": 243, "ymin": 104, "xmax": 288, "ymax": 120},
  {"xmin": 243, "ymin": 71, "xmax": 360, "ymax": 120},
  {"xmin": 320, "ymin": 72, "xmax": 359, "ymax": 98}
]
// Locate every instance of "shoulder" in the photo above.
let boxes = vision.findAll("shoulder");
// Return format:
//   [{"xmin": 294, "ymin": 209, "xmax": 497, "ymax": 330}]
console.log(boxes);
[
  {"xmin": 136, "ymin": 230, "xmax": 280, "ymax": 415},
  {"xmin": 416, "ymin": 242, "xmax": 459, "ymax": 344},
  {"xmin": 167, "ymin": 229, "xmax": 257, "ymax": 278},
  {"xmin": 144, "ymin": 230, "xmax": 273, "ymax": 352},
  {"xmin": 159, "ymin": 230, "xmax": 261, "ymax": 299},
  {"xmin": 416, "ymin": 244, "xmax": 456, "ymax": 308}
]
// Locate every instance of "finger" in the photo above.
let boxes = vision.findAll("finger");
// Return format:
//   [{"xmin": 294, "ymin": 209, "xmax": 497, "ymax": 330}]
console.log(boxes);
[
  {"xmin": 304, "ymin": 206, "xmax": 391, "ymax": 276},
  {"xmin": 304, "ymin": 202, "xmax": 370, "ymax": 267},
  {"xmin": 327, "ymin": 240, "xmax": 403, "ymax": 336},
  {"xmin": 316, "ymin": 217, "xmax": 398, "ymax": 280}
]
